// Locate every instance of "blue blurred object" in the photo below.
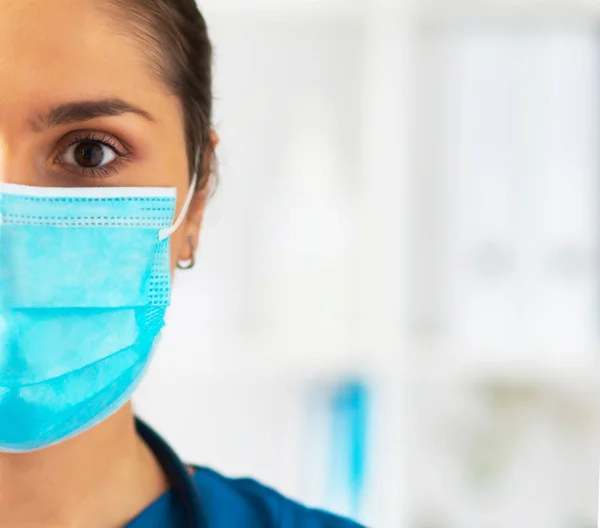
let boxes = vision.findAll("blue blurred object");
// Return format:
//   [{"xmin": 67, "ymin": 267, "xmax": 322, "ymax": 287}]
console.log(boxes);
[{"xmin": 328, "ymin": 379, "xmax": 369, "ymax": 519}]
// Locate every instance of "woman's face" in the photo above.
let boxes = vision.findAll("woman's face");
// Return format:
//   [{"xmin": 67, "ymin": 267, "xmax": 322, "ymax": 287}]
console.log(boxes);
[{"xmin": 0, "ymin": 0, "xmax": 205, "ymax": 271}]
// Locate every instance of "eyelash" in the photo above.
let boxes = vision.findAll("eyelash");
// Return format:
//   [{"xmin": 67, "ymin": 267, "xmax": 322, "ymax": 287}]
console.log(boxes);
[{"xmin": 54, "ymin": 131, "xmax": 130, "ymax": 178}]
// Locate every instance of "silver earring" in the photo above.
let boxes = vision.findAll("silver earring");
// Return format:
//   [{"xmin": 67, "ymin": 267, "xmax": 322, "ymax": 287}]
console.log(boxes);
[{"xmin": 177, "ymin": 236, "xmax": 196, "ymax": 270}]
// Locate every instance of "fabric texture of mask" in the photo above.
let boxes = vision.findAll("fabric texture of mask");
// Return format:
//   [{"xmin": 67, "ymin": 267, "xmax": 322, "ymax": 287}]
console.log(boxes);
[{"xmin": 0, "ymin": 183, "xmax": 179, "ymax": 452}]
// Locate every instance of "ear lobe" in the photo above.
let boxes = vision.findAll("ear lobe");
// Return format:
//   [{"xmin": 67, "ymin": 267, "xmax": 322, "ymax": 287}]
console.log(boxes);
[{"xmin": 177, "ymin": 234, "xmax": 196, "ymax": 263}]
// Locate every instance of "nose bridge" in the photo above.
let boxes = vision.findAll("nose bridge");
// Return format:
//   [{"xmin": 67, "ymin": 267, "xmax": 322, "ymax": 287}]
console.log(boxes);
[{"xmin": 0, "ymin": 143, "xmax": 33, "ymax": 187}]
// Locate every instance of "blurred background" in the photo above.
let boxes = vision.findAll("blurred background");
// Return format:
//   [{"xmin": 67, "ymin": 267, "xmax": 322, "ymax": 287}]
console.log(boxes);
[{"xmin": 134, "ymin": 0, "xmax": 600, "ymax": 526}]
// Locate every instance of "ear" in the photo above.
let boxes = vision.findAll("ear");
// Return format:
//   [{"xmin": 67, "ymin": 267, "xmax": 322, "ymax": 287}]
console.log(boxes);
[
  {"xmin": 177, "ymin": 131, "xmax": 219, "ymax": 262},
  {"xmin": 177, "ymin": 185, "xmax": 209, "ymax": 262},
  {"xmin": 210, "ymin": 130, "xmax": 220, "ymax": 149}
]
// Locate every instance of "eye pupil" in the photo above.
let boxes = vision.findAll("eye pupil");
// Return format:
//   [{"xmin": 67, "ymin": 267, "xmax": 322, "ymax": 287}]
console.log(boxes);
[{"xmin": 74, "ymin": 141, "xmax": 104, "ymax": 168}]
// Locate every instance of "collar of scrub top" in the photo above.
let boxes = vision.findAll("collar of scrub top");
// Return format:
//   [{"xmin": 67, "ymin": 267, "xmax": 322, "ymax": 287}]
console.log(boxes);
[{"xmin": 135, "ymin": 418, "xmax": 207, "ymax": 528}]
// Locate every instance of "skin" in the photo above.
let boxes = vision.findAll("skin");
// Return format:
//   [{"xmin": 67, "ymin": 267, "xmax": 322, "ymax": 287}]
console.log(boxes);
[{"xmin": 0, "ymin": 0, "xmax": 212, "ymax": 526}]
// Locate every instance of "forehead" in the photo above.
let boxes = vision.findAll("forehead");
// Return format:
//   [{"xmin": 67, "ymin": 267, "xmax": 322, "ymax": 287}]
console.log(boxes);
[{"xmin": 0, "ymin": 0, "xmax": 166, "ymax": 117}]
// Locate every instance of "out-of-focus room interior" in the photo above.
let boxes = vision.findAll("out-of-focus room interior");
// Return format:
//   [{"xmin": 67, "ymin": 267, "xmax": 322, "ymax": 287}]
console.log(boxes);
[{"xmin": 134, "ymin": 0, "xmax": 600, "ymax": 526}]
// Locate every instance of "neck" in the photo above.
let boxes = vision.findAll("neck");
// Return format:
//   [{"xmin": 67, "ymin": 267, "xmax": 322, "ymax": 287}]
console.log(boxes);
[{"xmin": 0, "ymin": 404, "xmax": 169, "ymax": 528}]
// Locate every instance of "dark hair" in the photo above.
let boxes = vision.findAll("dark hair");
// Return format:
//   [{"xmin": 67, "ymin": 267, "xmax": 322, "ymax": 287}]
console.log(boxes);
[{"xmin": 105, "ymin": 0, "xmax": 214, "ymax": 190}]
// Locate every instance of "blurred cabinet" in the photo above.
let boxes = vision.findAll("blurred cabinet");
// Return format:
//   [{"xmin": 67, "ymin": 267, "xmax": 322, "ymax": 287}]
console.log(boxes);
[
  {"xmin": 411, "ymin": 20, "xmax": 600, "ymax": 528},
  {"xmin": 424, "ymin": 28, "xmax": 600, "ymax": 366},
  {"xmin": 140, "ymin": 3, "xmax": 408, "ymax": 527},
  {"xmin": 438, "ymin": 30, "xmax": 523, "ymax": 356},
  {"xmin": 136, "ymin": 2, "xmax": 600, "ymax": 528},
  {"xmin": 161, "ymin": 9, "xmax": 367, "ymax": 373}
]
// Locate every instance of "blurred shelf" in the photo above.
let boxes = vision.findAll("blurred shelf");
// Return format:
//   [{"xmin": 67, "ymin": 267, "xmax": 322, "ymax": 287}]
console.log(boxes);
[
  {"xmin": 418, "ymin": 0, "xmax": 600, "ymax": 26},
  {"xmin": 151, "ymin": 332, "xmax": 600, "ymax": 388},
  {"xmin": 152, "ymin": 342, "xmax": 391, "ymax": 382},
  {"xmin": 199, "ymin": 0, "xmax": 600, "ymax": 24},
  {"xmin": 408, "ymin": 355, "xmax": 600, "ymax": 389},
  {"xmin": 199, "ymin": 0, "xmax": 367, "ymax": 21}
]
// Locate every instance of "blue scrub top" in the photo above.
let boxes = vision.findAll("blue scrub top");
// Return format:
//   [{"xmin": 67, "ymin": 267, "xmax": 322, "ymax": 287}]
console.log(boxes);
[{"xmin": 126, "ymin": 466, "xmax": 364, "ymax": 528}]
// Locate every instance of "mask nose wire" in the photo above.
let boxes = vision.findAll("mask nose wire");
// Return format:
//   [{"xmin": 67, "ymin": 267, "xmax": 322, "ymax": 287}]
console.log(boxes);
[{"xmin": 158, "ymin": 170, "xmax": 199, "ymax": 241}]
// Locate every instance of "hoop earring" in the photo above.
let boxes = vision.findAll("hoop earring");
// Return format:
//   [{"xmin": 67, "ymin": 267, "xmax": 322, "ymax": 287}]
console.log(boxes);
[{"xmin": 177, "ymin": 236, "xmax": 196, "ymax": 270}]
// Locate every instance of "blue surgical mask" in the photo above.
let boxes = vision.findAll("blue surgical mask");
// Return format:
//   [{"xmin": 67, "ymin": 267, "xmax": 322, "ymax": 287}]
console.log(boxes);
[{"xmin": 0, "ymin": 175, "xmax": 197, "ymax": 452}]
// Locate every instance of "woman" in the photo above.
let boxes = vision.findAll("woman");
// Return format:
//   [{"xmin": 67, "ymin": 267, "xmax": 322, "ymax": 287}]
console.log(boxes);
[{"xmin": 0, "ymin": 1, "xmax": 364, "ymax": 527}]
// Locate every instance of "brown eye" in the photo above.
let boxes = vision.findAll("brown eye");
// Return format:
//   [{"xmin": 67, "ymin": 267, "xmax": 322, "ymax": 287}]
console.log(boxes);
[
  {"xmin": 62, "ymin": 140, "xmax": 118, "ymax": 169},
  {"xmin": 74, "ymin": 141, "xmax": 104, "ymax": 167}
]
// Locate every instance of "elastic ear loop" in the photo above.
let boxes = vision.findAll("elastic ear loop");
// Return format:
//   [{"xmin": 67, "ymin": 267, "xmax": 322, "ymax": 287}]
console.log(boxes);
[{"xmin": 158, "ymin": 170, "xmax": 199, "ymax": 242}]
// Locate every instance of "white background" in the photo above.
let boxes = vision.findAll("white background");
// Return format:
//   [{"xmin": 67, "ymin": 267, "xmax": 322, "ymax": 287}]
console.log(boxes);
[{"xmin": 135, "ymin": 1, "xmax": 600, "ymax": 526}]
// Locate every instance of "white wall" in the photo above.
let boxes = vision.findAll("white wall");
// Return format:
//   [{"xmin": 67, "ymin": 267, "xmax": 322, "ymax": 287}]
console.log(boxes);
[{"xmin": 135, "ymin": 1, "xmax": 600, "ymax": 527}]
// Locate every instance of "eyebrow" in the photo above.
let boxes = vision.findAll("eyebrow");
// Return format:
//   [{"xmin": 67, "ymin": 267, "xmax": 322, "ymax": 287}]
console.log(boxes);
[{"xmin": 31, "ymin": 99, "xmax": 154, "ymax": 130}]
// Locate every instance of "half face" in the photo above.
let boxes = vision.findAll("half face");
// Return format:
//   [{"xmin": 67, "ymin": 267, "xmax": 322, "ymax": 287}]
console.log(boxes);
[{"xmin": 0, "ymin": 0, "xmax": 201, "ymax": 270}]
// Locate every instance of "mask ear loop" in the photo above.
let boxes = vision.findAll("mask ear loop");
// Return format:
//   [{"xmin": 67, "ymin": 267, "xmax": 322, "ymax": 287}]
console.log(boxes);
[{"xmin": 158, "ymin": 170, "xmax": 199, "ymax": 242}]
